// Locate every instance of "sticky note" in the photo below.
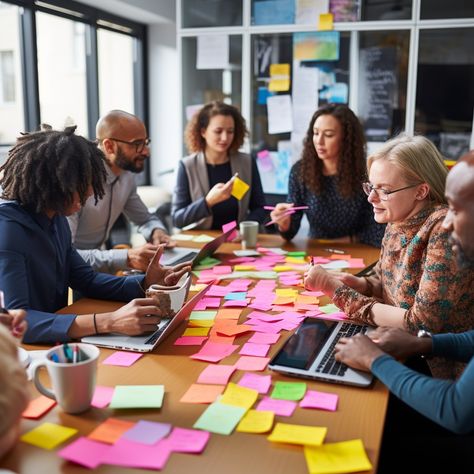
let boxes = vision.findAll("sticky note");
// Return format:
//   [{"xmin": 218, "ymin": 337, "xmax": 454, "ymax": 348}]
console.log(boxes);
[
  {"xmin": 109, "ymin": 385, "xmax": 164, "ymax": 409},
  {"xmin": 190, "ymin": 342, "xmax": 239, "ymax": 363},
  {"xmin": 183, "ymin": 327, "xmax": 211, "ymax": 337},
  {"xmin": 91, "ymin": 386, "xmax": 115, "ymax": 408},
  {"xmin": 231, "ymin": 177, "xmax": 250, "ymax": 200},
  {"xmin": 88, "ymin": 418, "xmax": 135, "ymax": 444},
  {"xmin": 190, "ymin": 310, "xmax": 218, "ymax": 320},
  {"xmin": 197, "ymin": 364, "xmax": 236, "ymax": 385},
  {"xmin": 58, "ymin": 436, "xmax": 110, "ymax": 469},
  {"xmin": 166, "ymin": 427, "xmax": 210, "ymax": 453},
  {"xmin": 237, "ymin": 409, "xmax": 274, "ymax": 433},
  {"xmin": 234, "ymin": 356, "xmax": 270, "ymax": 371},
  {"xmin": 220, "ymin": 382, "xmax": 259, "ymax": 410},
  {"xmin": 174, "ymin": 336, "xmax": 208, "ymax": 346},
  {"xmin": 269, "ymin": 63, "xmax": 291, "ymax": 92},
  {"xmin": 247, "ymin": 332, "xmax": 280, "ymax": 344},
  {"xmin": 193, "ymin": 401, "xmax": 246, "ymax": 435},
  {"xmin": 22, "ymin": 395, "xmax": 56, "ymax": 419},
  {"xmin": 256, "ymin": 397, "xmax": 297, "ymax": 417},
  {"xmin": 122, "ymin": 421, "xmax": 171, "ymax": 445},
  {"xmin": 304, "ymin": 439, "xmax": 372, "ymax": 473},
  {"xmin": 216, "ymin": 308, "xmax": 242, "ymax": 319},
  {"xmin": 180, "ymin": 384, "xmax": 225, "ymax": 404},
  {"xmin": 268, "ymin": 422, "xmax": 327, "ymax": 447},
  {"xmin": 21, "ymin": 422, "xmax": 78, "ymax": 450},
  {"xmin": 239, "ymin": 342, "xmax": 270, "ymax": 357},
  {"xmin": 238, "ymin": 373, "xmax": 272, "ymax": 394},
  {"xmin": 271, "ymin": 381, "xmax": 307, "ymax": 401},
  {"xmin": 217, "ymin": 324, "xmax": 252, "ymax": 336},
  {"xmin": 318, "ymin": 12, "xmax": 334, "ymax": 31},
  {"xmin": 102, "ymin": 351, "xmax": 143, "ymax": 367},
  {"xmin": 300, "ymin": 390, "xmax": 339, "ymax": 411},
  {"xmin": 187, "ymin": 319, "xmax": 215, "ymax": 328}
]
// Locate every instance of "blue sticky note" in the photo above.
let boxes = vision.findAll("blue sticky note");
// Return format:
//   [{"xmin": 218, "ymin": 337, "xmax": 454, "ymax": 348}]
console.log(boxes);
[
  {"xmin": 224, "ymin": 292, "xmax": 247, "ymax": 301},
  {"xmin": 257, "ymin": 87, "xmax": 274, "ymax": 105}
]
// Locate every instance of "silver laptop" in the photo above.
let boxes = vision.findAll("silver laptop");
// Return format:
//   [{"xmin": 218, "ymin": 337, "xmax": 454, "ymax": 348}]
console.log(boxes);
[
  {"xmin": 82, "ymin": 278, "xmax": 210, "ymax": 353},
  {"xmin": 161, "ymin": 227, "xmax": 236, "ymax": 267},
  {"xmin": 269, "ymin": 317, "xmax": 374, "ymax": 387}
]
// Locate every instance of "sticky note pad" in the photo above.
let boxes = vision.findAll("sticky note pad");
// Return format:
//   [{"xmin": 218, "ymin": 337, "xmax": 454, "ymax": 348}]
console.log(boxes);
[
  {"xmin": 58, "ymin": 436, "xmax": 111, "ymax": 469},
  {"xmin": 220, "ymin": 382, "xmax": 259, "ymax": 410},
  {"xmin": 193, "ymin": 401, "xmax": 246, "ymax": 435},
  {"xmin": 180, "ymin": 384, "xmax": 225, "ymax": 404},
  {"xmin": 109, "ymin": 385, "xmax": 164, "ymax": 409},
  {"xmin": 21, "ymin": 422, "xmax": 78, "ymax": 450},
  {"xmin": 102, "ymin": 351, "xmax": 143, "ymax": 367},
  {"xmin": 237, "ymin": 409, "xmax": 274, "ymax": 433},
  {"xmin": 22, "ymin": 395, "xmax": 56, "ymax": 419},
  {"xmin": 88, "ymin": 418, "xmax": 136, "ymax": 444},
  {"xmin": 231, "ymin": 177, "xmax": 250, "ymax": 200},
  {"xmin": 268, "ymin": 422, "xmax": 327, "ymax": 447},
  {"xmin": 304, "ymin": 439, "xmax": 372, "ymax": 473},
  {"xmin": 271, "ymin": 381, "xmax": 307, "ymax": 401}
]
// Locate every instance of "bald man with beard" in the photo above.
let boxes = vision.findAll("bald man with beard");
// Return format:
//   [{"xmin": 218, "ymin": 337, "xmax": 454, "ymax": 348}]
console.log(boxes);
[{"xmin": 68, "ymin": 110, "xmax": 175, "ymax": 274}]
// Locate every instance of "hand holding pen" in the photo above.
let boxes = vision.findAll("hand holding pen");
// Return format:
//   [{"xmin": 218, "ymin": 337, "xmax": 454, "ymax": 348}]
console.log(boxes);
[{"xmin": 266, "ymin": 203, "xmax": 309, "ymax": 229}]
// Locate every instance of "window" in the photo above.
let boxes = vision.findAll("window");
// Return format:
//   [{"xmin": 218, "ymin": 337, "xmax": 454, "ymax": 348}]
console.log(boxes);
[{"xmin": 0, "ymin": 51, "xmax": 15, "ymax": 103}]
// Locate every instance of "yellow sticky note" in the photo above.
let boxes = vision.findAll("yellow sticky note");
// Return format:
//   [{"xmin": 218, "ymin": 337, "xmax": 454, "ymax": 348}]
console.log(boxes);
[
  {"xmin": 275, "ymin": 288, "xmax": 298, "ymax": 297},
  {"xmin": 220, "ymin": 382, "xmax": 259, "ymax": 410},
  {"xmin": 269, "ymin": 63, "xmax": 291, "ymax": 92},
  {"xmin": 187, "ymin": 319, "xmax": 215, "ymax": 328},
  {"xmin": 285, "ymin": 256, "xmax": 307, "ymax": 265},
  {"xmin": 190, "ymin": 283, "xmax": 208, "ymax": 292},
  {"xmin": 268, "ymin": 78, "xmax": 290, "ymax": 92},
  {"xmin": 273, "ymin": 265, "xmax": 294, "ymax": 272},
  {"xmin": 318, "ymin": 13, "xmax": 334, "ymax": 31},
  {"xmin": 183, "ymin": 327, "xmax": 210, "ymax": 337},
  {"xmin": 21, "ymin": 422, "xmax": 78, "ymax": 450},
  {"xmin": 231, "ymin": 177, "xmax": 250, "ymax": 200},
  {"xmin": 234, "ymin": 264, "xmax": 255, "ymax": 271},
  {"xmin": 268, "ymin": 422, "xmax": 327, "ymax": 447},
  {"xmin": 270, "ymin": 63, "xmax": 290, "ymax": 77},
  {"xmin": 304, "ymin": 439, "xmax": 372, "ymax": 474},
  {"xmin": 237, "ymin": 409, "xmax": 274, "ymax": 433}
]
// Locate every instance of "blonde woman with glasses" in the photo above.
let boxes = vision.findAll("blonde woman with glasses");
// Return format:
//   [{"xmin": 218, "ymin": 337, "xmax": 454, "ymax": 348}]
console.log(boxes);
[{"xmin": 305, "ymin": 134, "xmax": 474, "ymax": 379}]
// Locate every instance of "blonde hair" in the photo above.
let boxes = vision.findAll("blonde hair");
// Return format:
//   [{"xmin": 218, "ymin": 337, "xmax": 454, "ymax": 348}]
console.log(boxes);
[
  {"xmin": 367, "ymin": 134, "xmax": 448, "ymax": 204},
  {"xmin": 0, "ymin": 325, "xmax": 29, "ymax": 438}
]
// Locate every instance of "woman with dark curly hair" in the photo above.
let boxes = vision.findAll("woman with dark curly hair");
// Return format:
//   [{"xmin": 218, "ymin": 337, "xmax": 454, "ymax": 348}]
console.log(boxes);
[
  {"xmin": 270, "ymin": 103, "xmax": 384, "ymax": 247},
  {"xmin": 172, "ymin": 101, "xmax": 266, "ymax": 230}
]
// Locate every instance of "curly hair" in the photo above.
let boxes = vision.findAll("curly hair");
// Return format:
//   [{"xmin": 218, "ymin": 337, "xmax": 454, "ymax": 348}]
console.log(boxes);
[
  {"xmin": 0, "ymin": 126, "xmax": 107, "ymax": 214},
  {"xmin": 184, "ymin": 101, "xmax": 248, "ymax": 154},
  {"xmin": 299, "ymin": 103, "xmax": 367, "ymax": 198}
]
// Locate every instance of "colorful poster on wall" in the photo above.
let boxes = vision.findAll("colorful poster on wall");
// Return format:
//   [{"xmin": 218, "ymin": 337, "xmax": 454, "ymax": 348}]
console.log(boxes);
[
  {"xmin": 293, "ymin": 32, "xmax": 340, "ymax": 62},
  {"xmin": 329, "ymin": 0, "xmax": 360, "ymax": 22}
]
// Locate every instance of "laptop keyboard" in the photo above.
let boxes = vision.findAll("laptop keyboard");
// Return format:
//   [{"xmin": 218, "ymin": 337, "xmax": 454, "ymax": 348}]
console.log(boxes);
[
  {"xmin": 144, "ymin": 319, "xmax": 170, "ymax": 345},
  {"xmin": 315, "ymin": 323, "xmax": 367, "ymax": 376}
]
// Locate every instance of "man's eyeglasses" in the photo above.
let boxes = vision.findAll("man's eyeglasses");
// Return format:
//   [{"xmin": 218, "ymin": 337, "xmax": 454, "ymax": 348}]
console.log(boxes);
[
  {"xmin": 103, "ymin": 137, "xmax": 151, "ymax": 153},
  {"xmin": 362, "ymin": 182, "xmax": 420, "ymax": 201}
]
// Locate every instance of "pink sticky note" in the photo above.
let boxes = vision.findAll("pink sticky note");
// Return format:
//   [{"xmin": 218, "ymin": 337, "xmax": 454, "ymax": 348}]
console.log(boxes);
[
  {"xmin": 101, "ymin": 438, "xmax": 170, "ymax": 470},
  {"xmin": 165, "ymin": 427, "xmax": 210, "ymax": 454},
  {"xmin": 190, "ymin": 342, "xmax": 239, "ymax": 363},
  {"xmin": 174, "ymin": 336, "xmax": 208, "ymax": 346},
  {"xmin": 194, "ymin": 297, "xmax": 222, "ymax": 310},
  {"xmin": 102, "ymin": 351, "xmax": 143, "ymax": 367},
  {"xmin": 238, "ymin": 373, "xmax": 272, "ymax": 394},
  {"xmin": 300, "ymin": 390, "xmax": 339, "ymax": 411},
  {"xmin": 234, "ymin": 356, "xmax": 270, "ymax": 371},
  {"xmin": 91, "ymin": 386, "xmax": 115, "ymax": 408},
  {"xmin": 314, "ymin": 312, "xmax": 347, "ymax": 321},
  {"xmin": 301, "ymin": 290, "xmax": 325, "ymax": 297},
  {"xmin": 223, "ymin": 299, "xmax": 249, "ymax": 307},
  {"xmin": 213, "ymin": 265, "xmax": 232, "ymax": 274},
  {"xmin": 222, "ymin": 220, "xmax": 238, "ymax": 240},
  {"xmin": 248, "ymin": 332, "xmax": 280, "ymax": 344},
  {"xmin": 239, "ymin": 342, "xmax": 270, "ymax": 357},
  {"xmin": 58, "ymin": 436, "xmax": 111, "ymax": 469},
  {"xmin": 197, "ymin": 364, "xmax": 236, "ymax": 385},
  {"xmin": 256, "ymin": 397, "xmax": 297, "ymax": 416},
  {"xmin": 348, "ymin": 258, "xmax": 365, "ymax": 268},
  {"xmin": 249, "ymin": 301, "xmax": 274, "ymax": 311}
]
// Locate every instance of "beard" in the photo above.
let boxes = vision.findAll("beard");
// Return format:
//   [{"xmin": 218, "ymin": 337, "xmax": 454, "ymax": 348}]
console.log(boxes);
[
  {"xmin": 115, "ymin": 148, "xmax": 145, "ymax": 173},
  {"xmin": 449, "ymin": 235, "xmax": 474, "ymax": 271}
]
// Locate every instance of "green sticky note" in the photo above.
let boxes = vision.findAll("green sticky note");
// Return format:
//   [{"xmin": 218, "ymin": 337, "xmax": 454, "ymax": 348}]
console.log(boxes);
[
  {"xmin": 271, "ymin": 381, "xmax": 307, "ymax": 401},
  {"xmin": 21, "ymin": 422, "xmax": 77, "ymax": 450},
  {"xmin": 190, "ymin": 310, "xmax": 218, "ymax": 321},
  {"xmin": 193, "ymin": 234, "xmax": 215, "ymax": 243},
  {"xmin": 193, "ymin": 401, "xmax": 246, "ymax": 435},
  {"xmin": 109, "ymin": 385, "xmax": 164, "ymax": 409},
  {"xmin": 194, "ymin": 257, "xmax": 221, "ymax": 270},
  {"xmin": 287, "ymin": 251, "xmax": 307, "ymax": 257},
  {"xmin": 319, "ymin": 303, "xmax": 340, "ymax": 314}
]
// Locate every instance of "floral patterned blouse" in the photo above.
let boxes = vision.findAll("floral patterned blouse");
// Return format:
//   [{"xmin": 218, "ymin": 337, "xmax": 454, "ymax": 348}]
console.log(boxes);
[{"xmin": 333, "ymin": 205, "xmax": 474, "ymax": 379}]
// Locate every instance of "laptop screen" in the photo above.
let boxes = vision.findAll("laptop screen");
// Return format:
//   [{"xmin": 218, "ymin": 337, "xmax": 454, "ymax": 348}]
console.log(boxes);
[{"xmin": 271, "ymin": 319, "xmax": 337, "ymax": 370}]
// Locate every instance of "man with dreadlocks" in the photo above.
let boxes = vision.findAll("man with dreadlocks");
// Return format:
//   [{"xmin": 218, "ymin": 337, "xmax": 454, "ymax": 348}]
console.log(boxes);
[
  {"xmin": 67, "ymin": 110, "xmax": 174, "ymax": 274},
  {"xmin": 0, "ymin": 126, "xmax": 191, "ymax": 344}
]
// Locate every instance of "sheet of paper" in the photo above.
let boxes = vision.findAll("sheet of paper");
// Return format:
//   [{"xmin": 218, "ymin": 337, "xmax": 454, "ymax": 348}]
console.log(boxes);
[
  {"xmin": 102, "ymin": 351, "xmax": 143, "ymax": 367},
  {"xmin": 197, "ymin": 34, "xmax": 229, "ymax": 69},
  {"xmin": 109, "ymin": 385, "xmax": 164, "ymax": 409},
  {"xmin": 21, "ymin": 422, "xmax": 78, "ymax": 450},
  {"xmin": 268, "ymin": 422, "xmax": 327, "ymax": 447},
  {"xmin": 304, "ymin": 439, "xmax": 372, "ymax": 473},
  {"xmin": 234, "ymin": 356, "xmax": 270, "ymax": 371},
  {"xmin": 88, "ymin": 418, "xmax": 135, "ymax": 444},
  {"xmin": 123, "ymin": 420, "xmax": 171, "ymax": 445},
  {"xmin": 197, "ymin": 364, "xmax": 236, "ymax": 385},
  {"xmin": 180, "ymin": 384, "xmax": 225, "ymax": 404},
  {"xmin": 220, "ymin": 382, "xmax": 259, "ymax": 410},
  {"xmin": 166, "ymin": 427, "xmax": 210, "ymax": 453},
  {"xmin": 237, "ymin": 409, "xmax": 274, "ymax": 434},
  {"xmin": 238, "ymin": 373, "xmax": 272, "ymax": 394},
  {"xmin": 22, "ymin": 395, "xmax": 56, "ymax": 419},
  {"xmin": 193, "ymin": 401, "xmax": 246, "ymax": 435},
  {"xmin": 256, "ymin": 397, "xmax": 297, "ymax": 417},
  {"xmin": 91, "ymin": 386, "xmax": 115, "ymax": 408},
  {"xmin": 57, "ymin": 436, "xmax": 110, "ymax": 469},
  {"xmin": 271, "ymin": 381, "xmax": 307, "ymax": 401},
  {"xmin": 300, "ymin": 390, "xmax": 339, "ymax": 411},
  {"xmin": 267, "ymin": 94, "xmax": 293, "ymax": 134},
  {"xmin": 296, "ymin": 0, "xmax": 329, "ymax": 24},
  {"xmin": 172, "ymin": 233, "xmax": 195, "ymax": 241}
]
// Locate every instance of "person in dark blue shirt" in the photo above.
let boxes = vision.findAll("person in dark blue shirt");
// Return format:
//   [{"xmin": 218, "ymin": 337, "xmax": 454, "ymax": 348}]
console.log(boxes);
[{"xmin": 0, "ymin": 126, "xmax": 190, "ymax": 344}]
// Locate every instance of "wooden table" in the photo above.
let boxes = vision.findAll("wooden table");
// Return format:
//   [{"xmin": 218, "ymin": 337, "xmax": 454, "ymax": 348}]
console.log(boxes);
[{"xmin": 2, "ymin": 234, "xmax": 387, "ymax": 474}]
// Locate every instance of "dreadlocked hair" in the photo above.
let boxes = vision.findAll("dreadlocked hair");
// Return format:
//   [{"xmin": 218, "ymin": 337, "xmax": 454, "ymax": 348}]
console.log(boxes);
[
  {"xmin": 0, "ymin": 125, "xmax": 107, "ymax": 214},
  {"xmin": 299, "ymin": 103, "xmax": 367, "ymax": 198}
]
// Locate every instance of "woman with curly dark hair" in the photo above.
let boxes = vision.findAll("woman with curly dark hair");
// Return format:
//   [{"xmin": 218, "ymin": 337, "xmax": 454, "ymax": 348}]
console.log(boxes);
[
  {"xmin": 270, "ymin": 103, "xmax": 385, "ymax": 247},
  {"xmin": 172, "ymin": 101, "xmax": 266, "ymax": 230}
]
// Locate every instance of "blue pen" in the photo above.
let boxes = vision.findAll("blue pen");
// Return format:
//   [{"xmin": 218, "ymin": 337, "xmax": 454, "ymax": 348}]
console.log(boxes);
[
  {"xmin": 50, "ymin": 353, "xmax": 60, "ymax": 363},
  {"xmin": 63, "ymin": 343, "xmax": 73, "ymax": 363}
]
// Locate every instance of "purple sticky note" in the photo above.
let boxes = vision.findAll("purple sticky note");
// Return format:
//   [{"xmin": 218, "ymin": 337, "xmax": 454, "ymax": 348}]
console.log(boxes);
[
  {"xmin": 165, "ymin": 427, "xmax": 210, "ymax": 453},
  {"xmin": 256, "ymin": 397, "xmax": 297, "ymax": 417},
  {"xmin": 58, "ymin": 436, "xmax": 111, "ymax": 469},
  {"xmin": 91, "ymin": 386, "xmax": 115, "ymax": 408},
  {"xmin": 238, "ymin": 373, "xmax": 272, "ymax": 394},
  {"xmin": 102, "ymin": 351, "xmax": 143, "ymax": 367},
  {"xmin": 299, "ymin": 390, "xmax": 339, "ymax": 411},
  {"xmin": 123, "ymin": 420, "xmax": 172, "ymax": 445}
]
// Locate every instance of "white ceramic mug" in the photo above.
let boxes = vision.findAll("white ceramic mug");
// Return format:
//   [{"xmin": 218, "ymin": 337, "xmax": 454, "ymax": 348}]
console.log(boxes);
[
  {"xmin": 33, "ymin": 343, "xmax": 100, "ymax": 414},
  {"xmin": 240, "ymin": 220, "xmax": 259, "ymax": 249}
]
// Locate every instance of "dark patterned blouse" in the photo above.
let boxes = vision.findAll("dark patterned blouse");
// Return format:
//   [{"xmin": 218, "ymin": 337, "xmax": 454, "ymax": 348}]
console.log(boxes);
[
  {"xmin": 280, "ymin": 161, "xmax": 385, "ymax": 247},
  {"xmin": 333, "ymin": 205, "xmax": 474, "ymax": 379}
]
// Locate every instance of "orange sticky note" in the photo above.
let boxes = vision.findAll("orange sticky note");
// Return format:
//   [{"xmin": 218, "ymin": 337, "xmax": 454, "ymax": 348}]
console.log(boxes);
[
  {"xmin": 88, "ymin": 418, "xmax": 135, "ymax": 444},
  {"xmin": 22, "ymin": 395, "xmax": 57, "ymax": 419},
  {"xmin": 208, "ymin": 334, "xmax": 236, "ymax": 344},
  {"xmin": 216, "ymin": 308, "xmax": 243, "ymax": 319},
  {"xmin": 217, "ymin": 324, "xmax": 253, "ymax": 337},
  {"xmin": 272, "ymin": 296, "xmax": 296, "ymax": 305},
  {"xmin": 180, "ymin": 384, "xmax": 225, "ymax": 404},
  {"xmin": 296, "ymin": 295, "xmax": 319, "ymax": 305},
  {"xmin": 330, "ymin": 254, "xmax": 350, "ymax": 260}
]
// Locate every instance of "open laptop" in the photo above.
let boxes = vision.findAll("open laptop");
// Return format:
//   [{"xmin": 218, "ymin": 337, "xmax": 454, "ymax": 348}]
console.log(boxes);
[
  {"xmin": 82, "ymin": 278, "xmax": 210, "ymax": 353},
  {"xmin": 161, "ymin": 227, "xmax": 235, "ymax": 267},
  {"xmin": 269, "ymin": 317, "xmax": 374, "ymax": 387}
]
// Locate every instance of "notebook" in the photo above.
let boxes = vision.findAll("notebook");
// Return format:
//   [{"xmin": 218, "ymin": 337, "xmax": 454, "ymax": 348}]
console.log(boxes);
[
  {"xmin": 160, "ymin": 227, "xmax": 235, "ymax": 268},
  {"xmin": 268, "ymin": 317, "xmax": 374, "ymax": 387},
  {"xmin": 81, "ymin": 276, "xmax": 209, "ymax": 353}
]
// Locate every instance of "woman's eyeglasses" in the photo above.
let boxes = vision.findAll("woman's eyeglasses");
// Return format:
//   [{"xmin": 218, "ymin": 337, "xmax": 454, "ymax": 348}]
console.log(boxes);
[{"xmin": 362, "ymin": 182, "xmax": 420, "ymax": 201}]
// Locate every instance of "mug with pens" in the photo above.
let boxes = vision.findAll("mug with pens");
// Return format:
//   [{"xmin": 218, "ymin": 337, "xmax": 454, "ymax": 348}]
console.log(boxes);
[{"xmin": 264, "ymin": 205, "xmax": 309, "ymax": 226}]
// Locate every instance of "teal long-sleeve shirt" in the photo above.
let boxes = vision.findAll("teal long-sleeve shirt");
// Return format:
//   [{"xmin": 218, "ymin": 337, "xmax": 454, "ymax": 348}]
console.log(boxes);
[{"xmin": 372, "ymin": 330, "xmax": 474, "ymax": 434}]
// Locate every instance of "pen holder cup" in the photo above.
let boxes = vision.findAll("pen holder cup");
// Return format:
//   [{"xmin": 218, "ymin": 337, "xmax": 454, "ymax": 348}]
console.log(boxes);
[{"xmin": 32, "ymin": 343, "xmax": 100, "ymax": 414}]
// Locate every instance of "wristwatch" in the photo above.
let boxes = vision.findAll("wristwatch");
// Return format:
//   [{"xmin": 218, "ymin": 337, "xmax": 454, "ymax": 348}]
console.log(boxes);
[{"xmin": 417, "ymin": 329, "xmax": 433, "ymax": 358}]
